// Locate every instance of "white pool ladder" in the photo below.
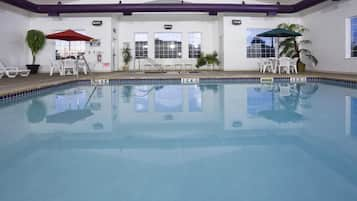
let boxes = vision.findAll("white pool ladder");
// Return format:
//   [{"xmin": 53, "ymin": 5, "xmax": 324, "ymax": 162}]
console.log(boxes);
[
  {"xmin": 260, "ymin": 77, "xmax": 274, "ymax": 84},
  {"xmin": 91, "ymin": 79, "xmax": 109, "ymax": 86},
  {"xmin": 181, "ymin": 77, "xmax": 200, "ymax": 84},
  {"xmin": 290, "ymin": 77, "xmax": 307, "ymax": 83}
]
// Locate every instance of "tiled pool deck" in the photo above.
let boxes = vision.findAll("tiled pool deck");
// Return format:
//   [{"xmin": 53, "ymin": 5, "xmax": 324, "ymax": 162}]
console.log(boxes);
[{"xmin": 1, "ymin": 71, "xmax": 357, "ymax": 97}]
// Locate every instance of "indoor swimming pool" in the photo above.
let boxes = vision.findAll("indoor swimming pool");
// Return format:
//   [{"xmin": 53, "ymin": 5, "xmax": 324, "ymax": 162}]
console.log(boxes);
[{"xmin": 1, "ymin": 81, "xmax": 357, "ymax": 201}]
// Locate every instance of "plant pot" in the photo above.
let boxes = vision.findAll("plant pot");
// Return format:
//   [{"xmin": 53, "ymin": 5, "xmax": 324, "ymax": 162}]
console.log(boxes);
[
  {"xmin": 297, "ymin": 63, "xmax": 306, "ymax": 73},
  {"xmin": 26, "ymin": 64, "xmax": 40, "ymax": 74}
]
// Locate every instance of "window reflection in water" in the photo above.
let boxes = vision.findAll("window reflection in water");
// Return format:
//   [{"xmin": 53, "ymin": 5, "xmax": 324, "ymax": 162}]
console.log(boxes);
[
  {"xmin": 189, "ymin": 85, "xmax": 202, "ymax": 112},
  {"xmin": 247, "ymin": 87, "xmax": 273, "ymax": 117},
  {"xmin": 352, "ymin": 98, "xmax": 357, "ymax": 135},
  {"xmin": 155, "ymin": 85, "xmax": 183, "ymax": 112},
  {"xmin": 55, "ymin": 89, "xmax": 87, "ymax": 113},
  {"xmin": 135, "ymin": 86, "xmax": 149, "ymax": 112},
  {"xmin": 346, "ymin": 96, "xmax": 357, "ymax": 136}
]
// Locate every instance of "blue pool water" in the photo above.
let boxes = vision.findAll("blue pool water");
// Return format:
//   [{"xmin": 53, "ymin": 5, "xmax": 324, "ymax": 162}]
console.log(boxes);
[{"xmin": 1, "ymin": 82, "xmax": 357, "ymax": 201}]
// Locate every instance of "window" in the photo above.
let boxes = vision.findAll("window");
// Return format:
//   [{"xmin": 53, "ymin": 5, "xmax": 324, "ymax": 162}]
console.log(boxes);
[
  {"xmin": 135, "ymin": 86, "xmax": 149, "ymax": 112},
  {"xmin": 246, "ymin": 28, "xmax": 275, "ymax": 58},
  {"xmin": 351, "ymin": 17, "xmax": 357, "ymax": 57},
  {"xmin": 188, "ymin": 33, "xmax": 202, "ymax": 58},
  {"xmin": 135, "ymin": 33, "xmax": 148, "ymax": 59},
  {"xmin": 188, "ymin": 85, "xmax": 202, "ymax": 112},
  {"xmin": 155, "ymin": 33, "xmax": 182, "ymax": 59}
]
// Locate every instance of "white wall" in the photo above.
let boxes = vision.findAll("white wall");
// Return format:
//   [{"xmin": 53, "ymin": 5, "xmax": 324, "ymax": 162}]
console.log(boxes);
[
  {"xmin": 29, "ymin": 16, "xmax": 113, "ymax": 72},
  {"xmin": 222, "ymin": 15, "xmax": 301, "ymax": 71},
  {"xmin": 303, "ymin": 0, "xmax": 357, "ymax": 74},
  {"xmin": 0, "ymin": 3, "xmax": 29, "ymax": 67},
  {"xmin": 116, "ymin": 14, "xmax": 220, "ymax": 71}
]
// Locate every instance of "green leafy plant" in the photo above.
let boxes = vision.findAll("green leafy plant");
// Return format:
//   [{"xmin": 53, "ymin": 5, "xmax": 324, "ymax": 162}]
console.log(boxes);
[
  {"xmin": 196, "ymin": 51, "xmax": 220, "ymax": 68},
  {"xmin": 196, "ymin": 53, "xmax": 207, "ymax": 68},
  {"xmin": 122, "ymin": 47, "xmax": 132, "ymax": 66},
  {"xmin": 205, "ymin": 51, "xmax": 220, "ymax": 66},
  {"xmin": 26, "ymin": 30, "xmax": 46, "ymax": 65},
  {"xmin": 277, "ymin": 23, "xmax": 318, "ymax": 72}
]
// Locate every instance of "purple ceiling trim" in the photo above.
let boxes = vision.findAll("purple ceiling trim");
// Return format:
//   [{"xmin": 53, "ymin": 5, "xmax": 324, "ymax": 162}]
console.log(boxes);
[
  {"xmin": 0, "ymin": 0, "xmax": 329, "ymax": 15},
  {"xmin": 294, "ymin": 0, "xmax": 329, "ymax": 12}
]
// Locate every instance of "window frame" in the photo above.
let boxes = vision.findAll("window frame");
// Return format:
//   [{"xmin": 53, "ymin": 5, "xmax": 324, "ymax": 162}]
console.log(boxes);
[
  {"xmin": 154, "ymin": 32, "xmax": 182, "ymax": 59},
  {"xmin": 351, "ymin": 16, "xmax": 357, "ymax": 58},
  {"xmin": 188, "ymin": 32, "xmax": 202, "ymax": 59},
  {"xmin": 134, "ymin": 32, "xmax": 149, "ymax": 59}
]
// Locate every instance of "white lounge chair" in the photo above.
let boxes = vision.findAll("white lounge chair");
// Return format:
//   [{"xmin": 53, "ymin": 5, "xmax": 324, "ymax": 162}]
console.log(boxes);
[
  {"xmin": 143, "ymin": 58, "xmax": 164, "ymax": 72},
  {"xmin": 0, "ymin": 60, "xmax": 30, "ymax": 78}
]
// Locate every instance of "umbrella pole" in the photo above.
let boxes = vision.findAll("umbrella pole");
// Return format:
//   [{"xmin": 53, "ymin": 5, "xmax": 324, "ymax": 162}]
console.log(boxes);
[
  {"xmin": 69, "ymin": 42, "xmax": 71, "ymax": 57},
  {"xmin": 274, "ymin": 37, "xmax": 280, "ymax": 73}
]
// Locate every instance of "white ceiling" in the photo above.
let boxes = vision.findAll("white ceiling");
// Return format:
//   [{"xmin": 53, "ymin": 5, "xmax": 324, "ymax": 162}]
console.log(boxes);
[{"xmin": 29, "ymin": 0, "xmax": 302, "ymax": 4}]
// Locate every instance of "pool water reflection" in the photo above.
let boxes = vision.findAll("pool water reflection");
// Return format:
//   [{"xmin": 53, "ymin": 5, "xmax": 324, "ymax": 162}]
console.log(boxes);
[{"xmin": 1, "ymin": 82, "xmax": 357, "ymax": 201}]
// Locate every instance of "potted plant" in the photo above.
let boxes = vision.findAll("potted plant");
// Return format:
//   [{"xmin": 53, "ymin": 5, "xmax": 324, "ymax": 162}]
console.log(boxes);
[
  {"xmin": 122, "ymin": 47, "xmax": 132, "ymax": 72},
  {"xmin": 196, "ymin": 53, "xmax": 207, "ymax": 68},
  {"xmin": 277, "ymin": 23, "xmax": 318, "ymax": 72},
  {"xmin": 26, "ymin": 29, "xmax": 46, "ymax": 74},
  {"xmin": 205, "ymin": 51, "xmax": 220, "ymax": 68},
  {"xmin": 196, "ymin": 51, "xmax": 220, "ymax": 70}
]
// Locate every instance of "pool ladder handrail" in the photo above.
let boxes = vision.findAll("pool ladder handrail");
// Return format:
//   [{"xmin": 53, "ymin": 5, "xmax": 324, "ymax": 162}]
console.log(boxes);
[{"xmin": 181, "ymin": 77, "xmax": 200, "ymax": 84}]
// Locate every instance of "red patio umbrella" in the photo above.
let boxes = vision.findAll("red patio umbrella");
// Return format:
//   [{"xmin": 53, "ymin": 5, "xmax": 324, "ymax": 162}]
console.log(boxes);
[
  {"xmin": 46, "ymin": 29, "xmax": 94, "ymax": 57},
  {"xmin": 46, "ymin": 29, "xmax": 93, "ymax": 41}
]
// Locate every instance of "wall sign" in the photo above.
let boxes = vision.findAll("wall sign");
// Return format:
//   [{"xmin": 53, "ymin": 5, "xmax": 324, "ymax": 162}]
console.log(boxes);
[
  {"xmin": 164, "ymin": 24, "xmax": 173, "ymax": 30},
  {"xmin": 232, "ymin": 19, "xmax": 242, "ymax": 25},
  {"xmin": 92, "ymin": 20, "xmax": 103, "ymax": 26}
]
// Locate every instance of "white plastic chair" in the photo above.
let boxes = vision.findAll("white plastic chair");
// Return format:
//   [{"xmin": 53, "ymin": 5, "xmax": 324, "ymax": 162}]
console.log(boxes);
[
  {"xmin": 278, "ymin": 57, "xmax": 291, "ymax": 74},
  {"xmin": 258, "ymin": 60, "xmax": 264, "ymax": 73},
  {"xmin": 50, "ymin": 60, "xmax": 63, "ymax": 76},
  {"xmin": 63, "ymin": 59, "xmax": 77, "ymax": 75},
  {"xmin": 261, "ymin": 59, "xmax": 273, "ymax": 73},
  {"xmin": 290, "ymin": 58, "xmax": 298, "ymax": 74},
  {"xmin": 77, "ymin": 60, "xmax": 88, "ymax": 75}
]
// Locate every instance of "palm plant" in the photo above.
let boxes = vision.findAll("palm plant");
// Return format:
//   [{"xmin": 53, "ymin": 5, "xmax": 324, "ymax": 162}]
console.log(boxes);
[
  {"xmin": 196, "ymin": 53, "xmax": 207, "ymax": 68},
  {"xmin": 196, "ymin": 51, "xmax": 220, "ymax": 69},
  {"xmin": 205, "ymin": 51, "xmax": 220, "ymax": 66},
  {"xmin": 278, "ymin": 23, "xmax": 318, "ymax": 71}
]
